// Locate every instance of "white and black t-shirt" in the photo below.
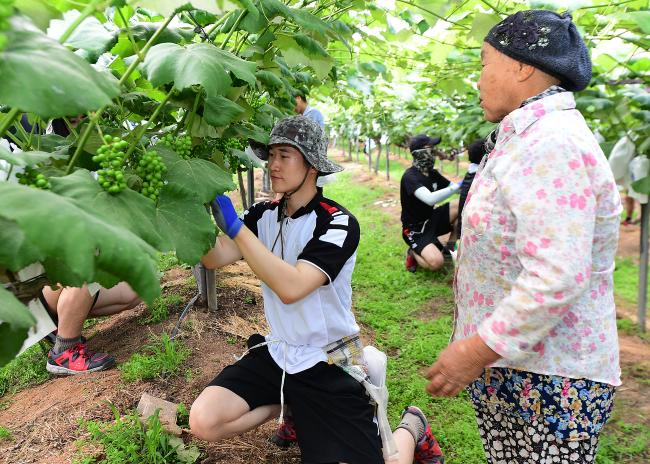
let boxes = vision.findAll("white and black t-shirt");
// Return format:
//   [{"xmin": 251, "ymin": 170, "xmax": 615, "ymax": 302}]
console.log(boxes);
[
  {"xmin": 400, "ymin": 166, "xmax": 450, "ymax": 228},
  {"xmin": 242, "ymin": 193, "xmax": 361, "ymax": 374}
]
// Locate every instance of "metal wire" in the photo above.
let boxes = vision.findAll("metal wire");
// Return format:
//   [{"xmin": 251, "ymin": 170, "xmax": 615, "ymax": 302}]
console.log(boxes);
[{"xmin": 170, "ymin": 292, "xmax": 201, "ymax": 340}]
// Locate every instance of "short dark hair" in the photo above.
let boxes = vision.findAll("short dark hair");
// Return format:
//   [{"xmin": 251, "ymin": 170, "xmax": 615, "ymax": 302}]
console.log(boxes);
[
  {"xmin": 467, "ymin": 139, "xmax": 487, "ymax": 164},
  {"xmin": 294, "ymin": 91, "xmax": 307, "ymax": 103}
]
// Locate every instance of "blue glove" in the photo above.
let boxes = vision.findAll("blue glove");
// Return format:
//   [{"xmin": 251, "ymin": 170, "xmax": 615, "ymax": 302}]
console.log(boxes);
[
  {"xmin": 449, "ymin": 181, "xmax": 462, "ymax": 192},
  {"xmin": 211, "ymin": 195, "xmax": 243, "ymax": 239}
]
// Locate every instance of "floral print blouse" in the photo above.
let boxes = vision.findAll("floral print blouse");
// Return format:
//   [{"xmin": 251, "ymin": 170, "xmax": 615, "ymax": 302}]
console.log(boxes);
[{"xmin": 454, "ymin": 92, "xmax": 622, "ymax": 386}]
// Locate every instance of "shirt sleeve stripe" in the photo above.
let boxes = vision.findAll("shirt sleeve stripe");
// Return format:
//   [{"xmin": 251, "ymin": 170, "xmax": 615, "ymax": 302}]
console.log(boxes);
[{"xmin": 320, "ymin": 228, "xmax": 348, "ymax": 247}]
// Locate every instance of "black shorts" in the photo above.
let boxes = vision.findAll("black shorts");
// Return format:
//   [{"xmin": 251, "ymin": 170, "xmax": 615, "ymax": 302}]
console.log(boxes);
[
  {"xmin": 209, "ymin": 334, "xmax": 383, "ymax": 464},
  {"xmin": 402, "ymin": 202, "xmax": 452, "ymax": 255}
]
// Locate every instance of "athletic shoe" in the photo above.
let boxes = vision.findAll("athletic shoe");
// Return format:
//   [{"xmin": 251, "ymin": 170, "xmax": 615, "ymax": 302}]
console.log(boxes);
[
  {"xmin": 622, "ymin": 217, "xmax": 632, "ymax": 226},
  {"xmin": 269, "ymin": 416, "xmax": 297, "ymax": 448},
  {"xmin": 405, "ymin": 249, "xmax": 418, "ymax": 273},
  {"xmin": 400, "ymin": 406, "xmax": 444, "ymax": 464},
  {"xmin": 46, "ymin": 342, "xmax": 115, "ymax": 375}
]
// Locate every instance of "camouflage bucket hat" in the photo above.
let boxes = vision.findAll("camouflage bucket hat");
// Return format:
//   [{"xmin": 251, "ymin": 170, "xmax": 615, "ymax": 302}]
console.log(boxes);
[{"xmin": 249, "ymin": 115, "xmax": 343, "ymax": 175}]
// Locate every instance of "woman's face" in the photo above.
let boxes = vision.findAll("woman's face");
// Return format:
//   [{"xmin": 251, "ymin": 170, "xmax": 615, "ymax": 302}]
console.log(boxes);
[
  {"xmin": 477, "ymin": 43, "xmax": 520, "ymax": 123},
  {"xmin": 268, "ymin": 144, "xmax": 310, "ymax": 193}
]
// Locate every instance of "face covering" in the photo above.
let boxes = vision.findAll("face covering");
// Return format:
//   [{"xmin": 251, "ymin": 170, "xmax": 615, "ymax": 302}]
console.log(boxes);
[{"xmin": 412, "ymin": 147, "xmax": 435, "ymax": 175}]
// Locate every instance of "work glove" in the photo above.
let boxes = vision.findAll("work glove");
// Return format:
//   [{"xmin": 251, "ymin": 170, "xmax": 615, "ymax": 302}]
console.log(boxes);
[
  {"xmin": 449, "ymin": 181, "xmax": 462, "ymax": 192},
  {"xmin": 210, "ymin": 194, "xmax": 243, "ymax": 239},
  {"xmin": 424, "ymin": 335, "xmax": 499, "ymax": 397}
]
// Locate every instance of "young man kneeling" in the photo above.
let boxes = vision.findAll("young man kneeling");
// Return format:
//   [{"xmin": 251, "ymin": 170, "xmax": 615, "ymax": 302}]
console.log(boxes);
[{"xmin": 189, "ymin": 116, "xmax": 443, "ymax": 464}]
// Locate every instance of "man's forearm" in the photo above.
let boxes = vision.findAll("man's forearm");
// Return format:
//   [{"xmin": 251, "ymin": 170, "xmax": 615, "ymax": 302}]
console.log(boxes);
[{"xmin": 233, "ymin": 227, "xmax": 325, "ymax": 304}]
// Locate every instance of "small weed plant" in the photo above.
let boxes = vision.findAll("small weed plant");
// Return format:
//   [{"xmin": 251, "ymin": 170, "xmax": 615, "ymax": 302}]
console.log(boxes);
[
  {"xmin": 0, "ymin": 426, "xmax": 11, "ymax": 441},
  {"xmin": 119, "ymin": 333, "xmax": 189, "ymax": 382},
  {"xmin": 75, "ymin": 404, "xmax": 199, "ymax": 464},
  {"xmin": 140, "ymin": 294, "xmax": 184, "ymax": 325},
  {"xmin": 0, "ymin": 344, "xmax": 50, "ymax": 397}
]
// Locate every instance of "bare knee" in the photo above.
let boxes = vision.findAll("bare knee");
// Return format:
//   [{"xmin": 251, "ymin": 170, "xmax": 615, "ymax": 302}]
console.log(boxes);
[
  {"xmin": 424, "ymin": 255, "xmax": 444, "ymax": 270},
  {"xmin": 418, "ymin": 246, "xmax": 444, "ymax": 270},
  {"xmin": 189, "ymin": 403, "xmax": 224, "ymax": 442},
  {"xmin": 189, "ymin": 388, "xmax": 245, "ymax": 442}
]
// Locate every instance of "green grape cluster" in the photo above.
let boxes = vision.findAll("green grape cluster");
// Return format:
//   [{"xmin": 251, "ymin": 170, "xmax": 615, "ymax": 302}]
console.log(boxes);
[
  {"xmin": 249, "ymin": 95, "xmax": 265, "ymax": 110},
  {"xmin": 93, "ymin": 134, "xmax": 128, "ymax": 194},
  {"xmin": 135, "ymin": 149, "xmax": 166, "ymax": 202},
  {"xmin": 159, "ymin": 134, "xmax": 192, "ymax": 159},
  {"xmin": 0, "ymin": 0, "xmax": 15, "ymax": 52},
  {"xmin": 214, "ymin": 137, "xmax": 247, "ymax": 174},
  {"xmin": 16, "ymin": 167, "xmax": 50, "ymax": 189}
]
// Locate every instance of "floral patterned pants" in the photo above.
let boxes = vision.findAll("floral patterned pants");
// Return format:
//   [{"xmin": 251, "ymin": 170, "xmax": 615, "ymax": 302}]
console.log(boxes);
[{"xmin": 468, "ymin": 367, "xmax": 616, "ymax": 464}]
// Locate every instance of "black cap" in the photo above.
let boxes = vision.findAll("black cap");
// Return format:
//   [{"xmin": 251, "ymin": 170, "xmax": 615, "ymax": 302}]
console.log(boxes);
[
  {"xmin": 409, "ymin": 134, "xmax": 441, "ymax": 153},
  {"xmin": 484, "ymin": 10, "xmax": 591, "ymax": 91}
]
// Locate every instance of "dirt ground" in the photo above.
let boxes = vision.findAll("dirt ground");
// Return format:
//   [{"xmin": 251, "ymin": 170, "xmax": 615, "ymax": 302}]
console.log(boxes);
[{"xmin": 1, "ymin": 151, "xmax": 649, "ymax": 463}]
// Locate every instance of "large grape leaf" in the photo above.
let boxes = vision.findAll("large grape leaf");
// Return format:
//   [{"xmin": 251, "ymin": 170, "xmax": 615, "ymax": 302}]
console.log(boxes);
[
  {"xmin": 130, "ymin": 0, "xmax": 236, "ymax": 16},
  {"xmin": 155, "ymin": 183, "xmax": 216, "ymax": 264},
  {"xmin": 0, "ymin": 287, "xmax": 36, "ymax": 367},
  {"xmin": 156, "ymin": 145, "xmax": 236, "ymax": 202},
  {"xmin": 49, "ymin": 170, "xmax": 165, "ymax": 250},
  {"xmin": 275, "ymin": 35, "xmax": 333, "ymax": 79},
  {"xmin": 0, "ymin": 182, "xmax": 160, "ymax": 305},
  {"xmin": 203, "ymin": 95, "xmax": 247, "ymax": 127},
  {"xmin": 47, "ymin": 10, "xmax": 118, "ymax": 55},
  {"xmin": 128, "ymin": 22, "xmax": 196, "ymax": 45},
  {"xmin": 260, "ymin": 0, "xmax": 332, "ymax": 36},
  {"xmin": 224, "ymin": 122, "xmax": 270, "ymax": 144},
  {"xmin": 0, "ymin": 218, "xmax": 39, "ymax": 273},
  {"xmin": 0, "ymin": 17, "xmax": 121, "ymax": 118},
  {"xmin": 0, "ymin": 146, "xmax": 67, "ymax": 167},
  {"xmin": 142, "ymin": 43, "xmax": 257, "ymax": 97}
]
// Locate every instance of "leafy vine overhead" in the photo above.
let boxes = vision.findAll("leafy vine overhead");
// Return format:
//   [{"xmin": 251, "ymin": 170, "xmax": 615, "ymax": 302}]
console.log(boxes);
[{"xmin": 323, "ymin": 0, "xmax": 649, "ymax": 161}]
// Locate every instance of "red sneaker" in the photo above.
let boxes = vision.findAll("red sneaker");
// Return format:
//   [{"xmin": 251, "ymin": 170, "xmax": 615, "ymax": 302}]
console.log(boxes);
[
  {"xmin": 405, "ymin": 249, "xmax": 418, "ymax": 273},
  {"xmin": 46, "ymin": 343, "xmax": 115, "ymax": 375},
  {"xmin": 269, "ymin": 416, "xmax": 297, "ymax": 448},
  {"xmin": 402, "ymin": 406, "xmax": 444, "ymax": 464}
]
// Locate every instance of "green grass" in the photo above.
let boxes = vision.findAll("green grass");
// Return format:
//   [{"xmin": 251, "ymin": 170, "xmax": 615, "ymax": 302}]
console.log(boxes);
[
  {"xmin": 617, "ymin": 318, "xmax": 650, "ymax": 343},
  {"xmin": 0, "ymin": 343, "xmax": 50, "ymax": 398},
  {"xmin": 140, "ymin": 294, "xmax": 184, "ymax": 325},
  {"xmin": 326, "ymin": 172, "xmax": 484, "ymax": 464},
  {"xmin": 613, "ymin": 257, "xmax": 646, "ymax": 305},
  {"xmin": 157, "ymin": 252, "xmax": 181, "ymax": 273},
  {"xmin": 0, "ymin": 426, "xmax": 11, "ymax": 441},
  {"xmin": 119, "ymin": 333, "xmax": 189, "ymax": 382},
  {"xmin": 596, "ymin": 419, "xmax": 650, "ymax": 464},
  {"xmin": 74, "ymin": 405, "xmax": 199, "ymax": 464}
]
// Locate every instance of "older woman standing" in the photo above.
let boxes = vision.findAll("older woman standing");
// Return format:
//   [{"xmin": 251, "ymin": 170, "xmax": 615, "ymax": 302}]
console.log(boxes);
[{"xmin": 425, "ymin": 10, "xmax": 621, "ymax": 464}]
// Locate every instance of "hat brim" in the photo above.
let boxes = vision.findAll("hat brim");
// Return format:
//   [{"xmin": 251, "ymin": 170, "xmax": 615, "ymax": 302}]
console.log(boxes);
[{"xmin": 248, "ymin": 138, "xmax": 344, "ymax": 175}]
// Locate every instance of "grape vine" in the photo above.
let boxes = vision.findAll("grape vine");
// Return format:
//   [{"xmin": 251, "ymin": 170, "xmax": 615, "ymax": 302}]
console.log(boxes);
[
  {"xmin": 159, "ymin": 134, "xmax": 193, "ymax": 159},
  {"xmin": 15, "ymin": 167, "xmax": 50, "ymax": 189}
]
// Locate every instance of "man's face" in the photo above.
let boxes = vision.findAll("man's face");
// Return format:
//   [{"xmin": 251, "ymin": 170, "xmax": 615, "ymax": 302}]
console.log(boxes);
[
  {"xmin": 268, "ymin": 144, "xmax": 311, "ymax": 193},
  {"xmin": 477, "ymin": 43, "xmax": 520, "ymax": 123},
  {"xmin": 294, "ymin": 96, "xmax": 306, "ymax": 114}
]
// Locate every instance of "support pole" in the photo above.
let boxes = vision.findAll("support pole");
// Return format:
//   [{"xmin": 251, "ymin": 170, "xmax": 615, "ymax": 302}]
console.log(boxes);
[
  {"xmin": 262, "ymin": 163, "xmax": 271, "ymax": 193},
  {"xmin": 205, "ymin": 268, "xmax": 217, "ymax": 311},
  {"xmin": 639, "ymin": 202, "xmax": 649, "ymax": 332},
  {"xmin": 247, "ymin": 168, "xmax": 255, "ymax": 207},
  {"xmin": 366, "ymin": 137, "xmax": 372, "ymax": 172},
  {"xmin": 386, "ymin": 139, "xmax": 390, "ymax": 181}
]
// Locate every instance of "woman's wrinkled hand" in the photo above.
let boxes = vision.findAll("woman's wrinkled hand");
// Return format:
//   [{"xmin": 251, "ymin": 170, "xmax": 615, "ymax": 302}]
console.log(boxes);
[{"xmin": 425, "ymin": 335, "xmax": 500, "ymax": 397}]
